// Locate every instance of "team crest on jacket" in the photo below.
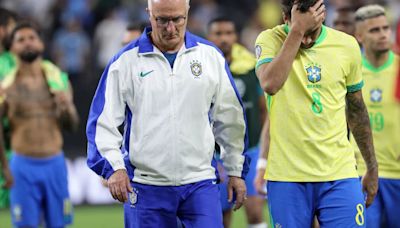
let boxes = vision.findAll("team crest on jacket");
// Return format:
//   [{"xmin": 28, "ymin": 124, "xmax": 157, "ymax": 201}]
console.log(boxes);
[
  {"xmin": 305, "ymin": 63, "xmax": 322, "ymax": 83},
  {"xmin": 190, "ymin": 60, "xmax": 202, "ymax": 77}
]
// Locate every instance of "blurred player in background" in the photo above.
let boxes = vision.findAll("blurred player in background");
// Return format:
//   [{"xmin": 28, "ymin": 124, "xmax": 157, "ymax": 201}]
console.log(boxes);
[
  {"xmin": 255, "ymin": 0, "xmax": 378, "ymax": 226},
  {"xmin": 121, "ymin": 22, "xmax": 148, "ymax": 46},
  {"xmin": 207, "ymin": 17, "xmax": 267, "ymax": 228},
  {"xmin": 332, "ymin": 6, "xmax": 356, "ymax": 36},
  {"xmin": 0, "ymin": 8, "xmax": 17, "ymax": 79},
  {"xmin": 0, "ymin": 7, "xmax": 17, "ymax": 210},
  {"xmin": 0, "ymin": 22, "xmax": 79, "ymax": 227},
  {"xmin": 354, "ymin": 5, "xmax": 400, "ymax": 227}
]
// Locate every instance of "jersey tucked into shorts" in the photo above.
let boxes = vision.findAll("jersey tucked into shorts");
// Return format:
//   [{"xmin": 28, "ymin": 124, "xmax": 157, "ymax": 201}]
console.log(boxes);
[{"xmin": 10, "ymin": 152, "xmax": 73, "ymax": 227}]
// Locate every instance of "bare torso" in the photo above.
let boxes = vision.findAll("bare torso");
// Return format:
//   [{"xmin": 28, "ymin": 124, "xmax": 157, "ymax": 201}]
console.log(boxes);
[{"xmin": 5, "ymin": 73, "xmax": 63, "ymax": 157}]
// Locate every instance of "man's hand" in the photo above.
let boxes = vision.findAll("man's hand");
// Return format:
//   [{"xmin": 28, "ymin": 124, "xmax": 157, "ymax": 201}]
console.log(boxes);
[
  {"xmin": 254, "ymin": 168, "xmax": 267, "ymax": 196},
  {"xmin": 362, "ymin": 167, "xmax": 378, "ymax": 207},
  {"xmin": 291, "ymin": 0, "xmax": 325, "ymax": 35},
  {"xmin": 107, "ymin": 169, "xmax": 133, "ymax": 203},
  {"xmin": 1, "ymin": 166, "xmax": 13, "ymax": 189},
  {"xmin": 54, "ymin": 91, "xmax": 72, "ymax": 112},
  {"xmin": 227, "ymin": 176, "xmax": 247, "ymax": 211}
]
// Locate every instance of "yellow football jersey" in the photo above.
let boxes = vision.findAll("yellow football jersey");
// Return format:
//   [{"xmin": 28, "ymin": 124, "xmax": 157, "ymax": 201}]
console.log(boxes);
[
  {"xmin": 256, "ymin": 25, "xmax": 363, "ymax": 182},
  {"xmin": 352, "ymin": 51, "xmax": 400, "ymax": 179}
]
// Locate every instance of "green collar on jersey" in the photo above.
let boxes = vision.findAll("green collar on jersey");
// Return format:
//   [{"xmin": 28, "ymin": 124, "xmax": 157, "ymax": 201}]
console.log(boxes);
[
  {"xmin": 362, "ymin": 51, "xmax": 395, "ymax": 73},
  {"xmin": 283, "ymin": 24, "xmax": 327, "ymax": 46}
]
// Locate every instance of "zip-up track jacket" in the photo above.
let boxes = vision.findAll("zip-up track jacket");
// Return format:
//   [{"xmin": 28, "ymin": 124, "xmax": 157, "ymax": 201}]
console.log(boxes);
[{"xmin": 87, "ymin": 28, "xmax": 249, "ymax": 186}]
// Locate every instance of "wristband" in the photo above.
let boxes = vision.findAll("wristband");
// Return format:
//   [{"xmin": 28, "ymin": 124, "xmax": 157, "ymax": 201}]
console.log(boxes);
[{"xmin": 256, "ymin": 158, "xmax": 268, "ymax": 170}]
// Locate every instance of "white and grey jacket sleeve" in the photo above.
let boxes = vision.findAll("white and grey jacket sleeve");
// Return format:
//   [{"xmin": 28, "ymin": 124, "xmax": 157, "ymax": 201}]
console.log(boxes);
[
  {"xmin": 211, "ymin": 55, "xmax": 249, "ymax": 179},
  {"xmin": 86, "ymin": 57, "xmax": 128, "ymax": 179}
]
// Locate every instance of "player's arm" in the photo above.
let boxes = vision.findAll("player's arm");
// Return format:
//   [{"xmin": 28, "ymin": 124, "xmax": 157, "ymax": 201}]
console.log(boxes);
[
  {"xmin": 254, "ymin": 107, "xmax": 269, "ymax": 195},
  {"xmin": 258, "ymin": 90, "xmax": 267, "ymax": 126},
  {"xmin": 346, "ymin": 90, "xmax": 378, "ymax": 207},
  {"xmin": 0, "ymin": 95, "xmax": 12, "ymax": 188},
  {"xmin": 211, "ymin": 56, "xmax": 247, "ymax": 211},
  {"xmin": 86, "ymin": 59, "xmax": 132, "ymax": 203},
  {"xmin": 55, "ymin": 81, "xmax": 79, "ymax": 132},
  {"xmin": 256, "ymin": 0, "xmax": 325, "ymax": 95}
]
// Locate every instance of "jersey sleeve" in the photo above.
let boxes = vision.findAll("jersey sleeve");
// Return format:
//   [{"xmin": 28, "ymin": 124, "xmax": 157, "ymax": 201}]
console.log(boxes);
[
  {"xmin": 210, "ymin": 53, "xmax": 249, "ymax": 179},
  {"xmin": 255, "ymin": 29, "xmax": 280, "ymax": 70},
  {"xmin": 346, "ymin": 38, "xmax": 364, "ymax": 92}
]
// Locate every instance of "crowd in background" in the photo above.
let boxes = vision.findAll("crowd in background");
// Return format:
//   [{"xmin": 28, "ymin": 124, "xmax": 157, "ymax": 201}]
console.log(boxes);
[{"xmin": 1, "ymin": 0, "xmax": 400, "ymax": 205}]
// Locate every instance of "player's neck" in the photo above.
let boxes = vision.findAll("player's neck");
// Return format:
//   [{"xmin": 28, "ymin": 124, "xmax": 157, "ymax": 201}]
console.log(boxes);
[
  {"xmin": 365, "ymin": 49, "xmax": 390, "ymax": 68},
  {"xmin": 18, "ymin": 58, "xmax": 43, "ymax": 78}
]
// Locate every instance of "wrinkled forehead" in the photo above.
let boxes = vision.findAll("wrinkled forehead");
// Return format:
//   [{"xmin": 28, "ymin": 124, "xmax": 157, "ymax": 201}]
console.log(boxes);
[
  {"xmin": 209, "ymin": 22, "xmax": 236, "ymax": 34},
  {"xmin": 149, "ymin": 0, "xmax": 188, "ymax": 16},
  {"xmin": 14, "ymin": 28, "xmax": 40, "ymax": 40},
  {"xmin": 334, "ymin": 11, "xmax": 355, "ymax": 22}
]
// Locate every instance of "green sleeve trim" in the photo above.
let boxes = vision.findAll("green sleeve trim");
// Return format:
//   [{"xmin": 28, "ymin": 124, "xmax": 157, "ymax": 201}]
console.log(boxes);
[
  {"xmin": 256, "ymin": 58, "xmax": 273, "ymax": 70},
  {"xmin": 362, "ymin": 51, "xmax": 394, "ymax": 73},
  {"xmin": 347, "ymin": 80, "xmax": 364, "ymax": 92},
  {"xmin": 60, "ymin": 72, "xmax": 69, "ymax": 90}
]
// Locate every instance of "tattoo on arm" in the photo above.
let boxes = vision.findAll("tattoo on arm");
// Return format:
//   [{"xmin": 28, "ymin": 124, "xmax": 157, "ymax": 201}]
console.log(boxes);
[{"xmin": 346, "ymin": 91, "xmax": 377, "ymax": 170}]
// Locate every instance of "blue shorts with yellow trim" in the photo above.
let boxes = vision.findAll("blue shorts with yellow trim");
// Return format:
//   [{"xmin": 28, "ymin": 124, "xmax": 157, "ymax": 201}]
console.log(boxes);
[
  {"xmin": 267, "ymin": 178, "xmax": 366, "ymax": 228},
  {"xmin": 10, "ymin": 152, "xmax": 73, "ymax": 227}
]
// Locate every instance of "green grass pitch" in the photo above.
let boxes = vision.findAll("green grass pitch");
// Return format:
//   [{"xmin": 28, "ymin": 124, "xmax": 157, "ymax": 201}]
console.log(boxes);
[{"xmin": 1, "ymin": 204, "xmax": 269, "ymax": 227}]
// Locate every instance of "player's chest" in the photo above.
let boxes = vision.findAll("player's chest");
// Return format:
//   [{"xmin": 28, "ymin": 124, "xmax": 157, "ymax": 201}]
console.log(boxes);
[
  {"xmin": 289, "ymin": 53, "xmax": 347, "ymax": 91},
  {"xmin": 363, "ymin": 71, "xmax": 397, "ymax": 107},
  {"xmin": 6, "ymin": 82, "xmax": 54, "ymax": 115}
]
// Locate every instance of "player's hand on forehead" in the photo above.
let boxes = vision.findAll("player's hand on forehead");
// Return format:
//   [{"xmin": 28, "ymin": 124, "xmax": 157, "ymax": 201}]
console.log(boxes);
[{"xmin": 291, "ymin": 0, "xmax": 325, "ymax": 34}]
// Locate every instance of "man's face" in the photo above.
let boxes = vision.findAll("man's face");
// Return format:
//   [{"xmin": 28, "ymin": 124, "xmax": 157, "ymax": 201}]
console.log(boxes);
[
  {"xmin": 356, "ymin": 15, "xmax": 391, "ymax": 54},
  {"xmin": 285, "ymin": 19, "xmax": 324, "ymax": 49},
  {"xmin": 11, "ymin": 28, "xmax": 44, "ymax": 63},
  {"xmin": 207, "ymin": 21, "xmax": 237, "ymax": 57},
  {"xmin": 333, "ymin": 11, "xmax": 355, "ymax": 36},
  {"xmin": 148, "ymin": 0, "xmax": 188, "ymax": 51},
  {"xmin": 284, "ymin": 11, "xmax": 326, "ymax": 49}
]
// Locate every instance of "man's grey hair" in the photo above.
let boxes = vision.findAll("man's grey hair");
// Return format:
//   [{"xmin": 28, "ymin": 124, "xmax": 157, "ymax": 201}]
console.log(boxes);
[
  {"xmin": 148, "ymin": 0, "xmax": 190, "ymax": 10},
  {"xmin": 355, "ymin": 4, "xmax": 386, "ymax": 22}
]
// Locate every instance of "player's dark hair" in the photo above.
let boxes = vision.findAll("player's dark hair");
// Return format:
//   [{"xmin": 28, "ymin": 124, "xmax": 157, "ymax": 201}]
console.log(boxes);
[
  {"xmin": 335, "ymin": 6, "xmax": 357, "ymax": 14},
  {"xmin": 0, "ymin": 8, "xmax": 18, "ymax": 27},
  {"xmin": 281, "ymin": 0, "xmax": 318, "ymax": 18},
  {"xmin": 207, "ymin": 17, "xmax": 236, "ymax": 32},
  {"xmin": 8, "ymin": 22, "xmax": 41, "ymax": 48}
]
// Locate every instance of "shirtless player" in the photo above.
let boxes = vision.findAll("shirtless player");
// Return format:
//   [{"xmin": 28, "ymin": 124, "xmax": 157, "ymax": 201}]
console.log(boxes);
[{"xmin": 0, "ymin": 22, "xmax": 79, "ymax": 228}]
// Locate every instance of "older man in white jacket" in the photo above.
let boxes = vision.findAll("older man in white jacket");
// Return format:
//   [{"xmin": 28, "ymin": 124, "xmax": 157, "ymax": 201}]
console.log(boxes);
[{"xmin": 86, "ymin": 0, "xmax": 249, "ymax": 227}]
